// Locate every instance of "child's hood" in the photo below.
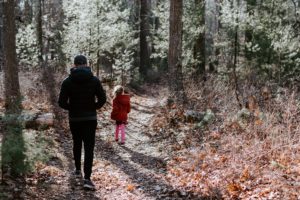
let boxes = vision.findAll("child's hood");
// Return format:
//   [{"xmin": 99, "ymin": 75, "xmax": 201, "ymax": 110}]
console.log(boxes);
[{"xmin": 115, "ymin": 94, "xmax": 130, "ymax": 105}]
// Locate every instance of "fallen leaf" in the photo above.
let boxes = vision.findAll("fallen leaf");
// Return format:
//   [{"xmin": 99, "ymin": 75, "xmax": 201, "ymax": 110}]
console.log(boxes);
[
  {"xmin": 240, "ymin": 167, "xmax": 250, "ymax": 182},
  {"xmin": 198, "ymin": 153, "xmax": 207, "ymax": 160},
  {"xmin": 255, "ymin": 119, "xmax": 263, "ymax": 125},
  {"xmin": 193, "ymin": 172, "xmax": 202, "ymax": 181},
  {"xmin": 259, "ymin": 188, "xmax": 271, "ymax": 196},
  {"xmin": 201, "ymin": 163, "xmax": 208, "ymax": 169},
  {"xmin": 127, "ymin": 184, "xmax": 135, "ymax": 192},
  {"xmin": 210, "ymin": 131, "xmax": 221, "ymax": 139},
  {"xmin": 227, "ymin": 181, "xmax": 243, "ymax": 198},
  {"xmin": 220, "ymin": 156, "xmax": 227, "ymax": 163}
]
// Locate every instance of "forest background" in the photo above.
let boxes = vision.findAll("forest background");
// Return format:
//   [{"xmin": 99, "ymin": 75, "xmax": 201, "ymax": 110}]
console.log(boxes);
[{"xmin": 0, "ymin": 0, "xmax": 300, "ymax": 199}]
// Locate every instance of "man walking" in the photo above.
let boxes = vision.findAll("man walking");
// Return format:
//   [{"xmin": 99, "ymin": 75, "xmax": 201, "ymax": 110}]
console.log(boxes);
[{"xmin": 58, "ymin": 55, "xmax": 106, "ymax": 190}]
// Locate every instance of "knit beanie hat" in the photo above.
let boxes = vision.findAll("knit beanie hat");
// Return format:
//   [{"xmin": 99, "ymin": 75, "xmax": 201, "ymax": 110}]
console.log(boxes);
[{"xmin": 74, "ymin": 55, "xmax": 87, "ymax": 65}]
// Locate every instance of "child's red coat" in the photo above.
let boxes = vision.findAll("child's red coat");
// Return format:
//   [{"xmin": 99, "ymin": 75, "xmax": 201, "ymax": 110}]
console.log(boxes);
[{"xmin": 111, "ymin": 94, "xmax": 131, "ymax": 122}]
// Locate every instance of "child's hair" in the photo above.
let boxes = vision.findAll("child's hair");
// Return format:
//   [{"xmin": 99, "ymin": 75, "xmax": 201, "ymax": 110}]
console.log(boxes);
[{"xmin": 113, "ymin": 85, "xmax": 124, "ymax": 98}]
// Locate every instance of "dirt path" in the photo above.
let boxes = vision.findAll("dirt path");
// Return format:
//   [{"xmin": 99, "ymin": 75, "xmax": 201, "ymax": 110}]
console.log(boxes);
[
  {"xmin": 22, "ymin": 92, "xmax": 198, "ymax": 200},
  {"xmin": 91, "ymin": 94, "xmax": 171, "ymax": 200}
]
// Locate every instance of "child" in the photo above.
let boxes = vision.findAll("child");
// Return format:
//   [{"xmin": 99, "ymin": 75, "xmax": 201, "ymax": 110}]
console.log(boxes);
[{"xmin": 111, "ymin": 85, "xmax": 131, "ymax": 144}]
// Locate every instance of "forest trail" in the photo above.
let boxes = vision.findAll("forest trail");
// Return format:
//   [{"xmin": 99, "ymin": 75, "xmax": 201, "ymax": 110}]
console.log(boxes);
[
  {"xmin": 23, "ymin": 89, "xmax": 199, "ymax": 200},
  {"xmin": 3, "ymin": 71, "xmax": 297, "ymax": 200}
]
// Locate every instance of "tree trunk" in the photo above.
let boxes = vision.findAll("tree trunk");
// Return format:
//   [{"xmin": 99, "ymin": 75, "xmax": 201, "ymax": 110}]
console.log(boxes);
[
  {"xmin": 96, "ymin": 1, "xmax": 100, "ymax": 77},
  {"xmin": 0, "ymin": 1, "xmax": 3, "ymax": 72},
  {"xmin": 168, "ymin": 0, "xmax": 186, "ymax": 105},
  {"xmin": 131, "ymin": 0, "xmax": 140, "ymax": 81},
  {"xmin": 24, "ymin": 0, "xmax": 33, "ymax": 24},
  {"xmin": 36, "ymin": 0, "xmax": 43, "ymax": 64},
  {"xmin": 245, "ymin": 0, "xmax": 256, "ymax": 60},
  {"xmin": 3, "ymin": 0, "xmax": 21, "ymax": 112},
  {"xmin": 51, "ymin": 0, "xmax": 65, "ymax": 67},
  {"xmin": 2, "ymin": 1, "xmax": 27, "ymax": 179},
  {"xmin": 140, "ymin": 0, "xmax": 152, "ymax": 81},
  {"xmin": 232, "ymin": 1, "xmax": 242, "ymax": 109},
  {"xmin": 193, "ymin": 0, "xmax": 206, "ymax": 75},
  {"xmin": 233, "ymin": 25, "xmax": 242, "ymax": 109}
]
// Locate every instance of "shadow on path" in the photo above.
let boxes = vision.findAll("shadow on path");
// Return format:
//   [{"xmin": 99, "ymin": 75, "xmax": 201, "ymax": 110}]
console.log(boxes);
[
  {"xmin": 120, "ymin": 145, "xmax": 166, "ymax": 173},
  {"xmin": 131, "ymin": 103, "xmax": 155, "ymax": 114},
  {"xmin": 131, "ymin": 101, "xmax": 156, "ymax": 110},
  {"xmin": 96, "ymin": 138, "xmax": 217, "ymax": 200}
]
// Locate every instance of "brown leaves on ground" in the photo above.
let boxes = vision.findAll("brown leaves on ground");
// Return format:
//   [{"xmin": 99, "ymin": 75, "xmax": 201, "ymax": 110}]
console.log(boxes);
[
  {"xmin": 162, "ymin": 86, "xmax": 300, "ymax": 198},
  {"xmin": 164, "ymin": 132, "xmax": 300, "ymax": 199}
]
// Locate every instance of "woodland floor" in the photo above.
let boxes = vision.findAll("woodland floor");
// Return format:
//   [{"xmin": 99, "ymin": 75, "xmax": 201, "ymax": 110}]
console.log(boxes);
[
  {"xmin": 1, "ymin": 70, "xmax": 300, "ymax": 200},
  {"xmin": 23, "ymin": 90, "xmax": 181, "ymax": 200},
  {"xmin": 0, "ymin": 70, "xmax": 205, "ymax": 200}
]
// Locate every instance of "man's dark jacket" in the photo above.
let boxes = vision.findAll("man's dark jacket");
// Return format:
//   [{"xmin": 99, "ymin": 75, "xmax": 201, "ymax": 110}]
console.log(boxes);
[{"xmin": 58, "ymin": 66, "xmax": 106, "ymax": 121}]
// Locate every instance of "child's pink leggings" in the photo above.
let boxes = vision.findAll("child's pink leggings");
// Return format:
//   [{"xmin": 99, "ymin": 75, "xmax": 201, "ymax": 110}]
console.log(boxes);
[{"xmin": 115, "ymin": 124, "xmax": 125, "ymax": 143}]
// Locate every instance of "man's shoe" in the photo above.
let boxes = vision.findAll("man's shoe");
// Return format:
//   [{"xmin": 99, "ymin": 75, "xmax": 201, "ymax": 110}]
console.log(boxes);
[
  {"xmin": 73, "ymin": 170, "xmax": 82, "ymax": 178},
  {"xmin": 83, "ymin": 179, "xmax": 96, "ymax": 190}
]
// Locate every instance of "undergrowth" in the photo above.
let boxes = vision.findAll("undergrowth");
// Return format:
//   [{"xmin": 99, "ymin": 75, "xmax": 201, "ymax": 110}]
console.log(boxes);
[{"xmin": 151, "ymin": 74, "xmax": 300, "ymax": 199}]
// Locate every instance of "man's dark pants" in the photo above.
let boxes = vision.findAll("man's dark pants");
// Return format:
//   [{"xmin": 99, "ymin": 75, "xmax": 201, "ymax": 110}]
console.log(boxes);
[{"xmin": 69, "ymin": 120, "xmax": 97, "ymax": 180}]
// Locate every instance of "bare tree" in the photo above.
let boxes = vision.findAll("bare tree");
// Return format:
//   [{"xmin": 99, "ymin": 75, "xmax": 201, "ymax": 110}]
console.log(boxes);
[{"xmin": 168, "ymin": 0, "xmax": 186, "ymax": 104}]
